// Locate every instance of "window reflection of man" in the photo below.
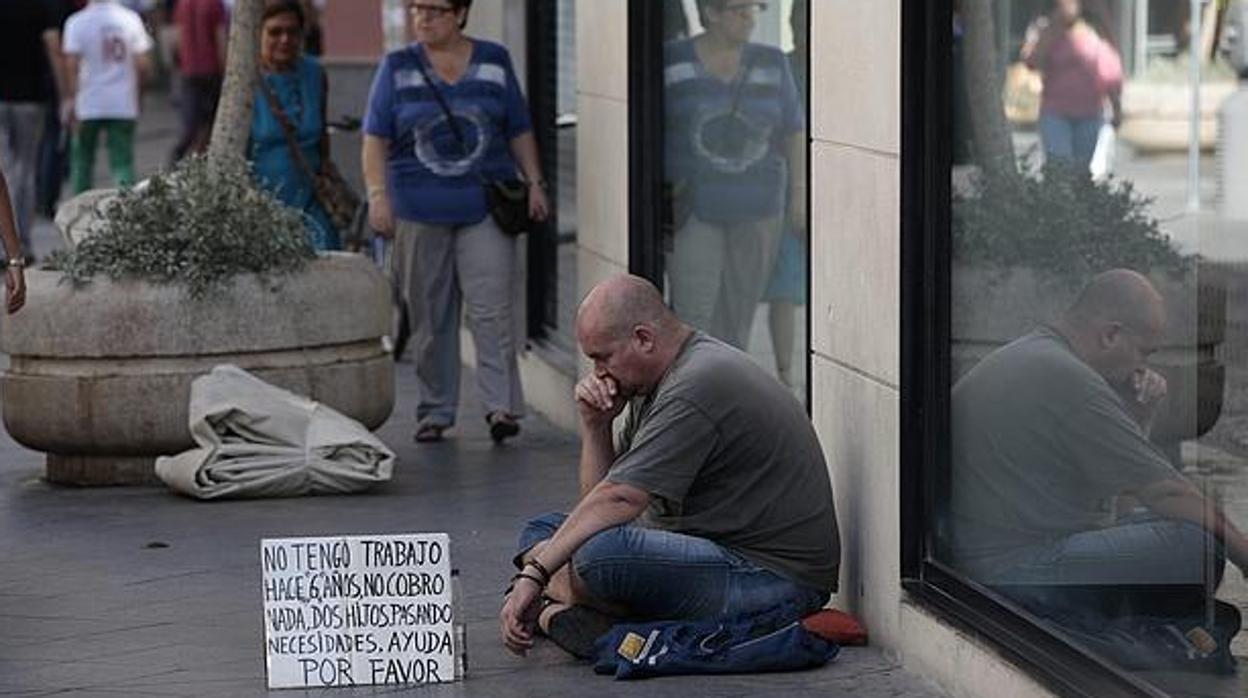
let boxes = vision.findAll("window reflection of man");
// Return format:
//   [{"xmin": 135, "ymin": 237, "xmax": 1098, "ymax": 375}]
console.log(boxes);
[
  {"xmin": 950, "ymin": 270, "xmax": 1246, "ymax": 659},
  {"xmin": 663, "ymin": 0, "xmax": 805, "ymax": 350}
]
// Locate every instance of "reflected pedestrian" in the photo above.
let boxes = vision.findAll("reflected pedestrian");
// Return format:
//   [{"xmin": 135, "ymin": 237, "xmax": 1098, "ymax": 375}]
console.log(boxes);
[
  {"xmin": 1022, "ymin": 0, "xmax": 1122, "ymax": 170},
  {"xmin": 664, "ymin": 0, "xmax": 805, "ymax": 350}
]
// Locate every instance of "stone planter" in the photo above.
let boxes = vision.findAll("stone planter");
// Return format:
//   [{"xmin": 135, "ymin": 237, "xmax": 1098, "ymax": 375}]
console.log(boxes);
[
  {"xmin": 0, "ymin": 252, "xmax": 395, "ymax": 485},
  {"xmin": 952, "ymin": 263, "xmax": 1225, "ymax": 451},
  {"xmin": 1118, "ymin": 81, "xmax": 1236, "ymax": 154}
]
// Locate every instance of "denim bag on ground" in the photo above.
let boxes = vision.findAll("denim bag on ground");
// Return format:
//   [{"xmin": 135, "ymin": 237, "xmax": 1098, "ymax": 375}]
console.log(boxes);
[{"xmin": 592, "ymin": 604, "xmax": 838, "ymax": 680}]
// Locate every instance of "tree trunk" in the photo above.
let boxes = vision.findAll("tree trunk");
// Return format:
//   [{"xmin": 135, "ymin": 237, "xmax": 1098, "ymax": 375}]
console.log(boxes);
[
  {"xmin": 207, "ymin": 0, "xmax": 263, "ymax": 163},
  {"xmin": 961, "ymin": 0, "xmax": 1016, "ymax": 177}
]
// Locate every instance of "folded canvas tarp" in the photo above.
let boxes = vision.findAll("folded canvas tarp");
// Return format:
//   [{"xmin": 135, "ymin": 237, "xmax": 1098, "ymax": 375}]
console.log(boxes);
[{"xmin": 156, "ymin": 365, "xmax": 395, "ymax": 499}]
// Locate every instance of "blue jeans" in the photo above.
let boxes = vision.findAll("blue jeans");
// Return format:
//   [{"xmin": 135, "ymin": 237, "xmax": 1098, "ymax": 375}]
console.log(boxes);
[
  {"xmin": 517, "ymin": 513, "xmax": 828, "ymax": 620},
  {"xmin": 1039, "ymin": 110, "xmax": 1103, "ymax": 170},
  {"xmin": 992, "ymin": 518, "xmax": 1225, "ymax": 617}
]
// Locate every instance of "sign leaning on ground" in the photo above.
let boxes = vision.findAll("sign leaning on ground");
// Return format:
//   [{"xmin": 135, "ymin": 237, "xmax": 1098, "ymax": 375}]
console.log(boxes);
[{"xmin": 260, "ymin": 533, "xmax": 456, "ymax": 689}]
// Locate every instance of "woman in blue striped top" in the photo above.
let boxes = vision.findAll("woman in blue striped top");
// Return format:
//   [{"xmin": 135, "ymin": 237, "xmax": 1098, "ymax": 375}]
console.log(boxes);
[
  {"xmin": 362, "ymin": 0, "xmax": 548, "ymax": 444},
  {"xmin": 664, "ymin": 0, "xmax": 805, "ymax": 350}
]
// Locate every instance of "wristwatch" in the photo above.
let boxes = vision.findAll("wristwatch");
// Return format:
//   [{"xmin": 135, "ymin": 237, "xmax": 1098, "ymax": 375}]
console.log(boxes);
[{"xmin": 6, "ymin": 257, "xmax": 25, "ymax": 269}]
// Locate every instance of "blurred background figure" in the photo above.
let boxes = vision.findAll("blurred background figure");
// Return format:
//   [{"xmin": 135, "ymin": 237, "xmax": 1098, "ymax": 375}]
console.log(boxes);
[
  {"xmin": 1021, "ymin": 0, "xmax": 1123, "ymax": 170},
  {"xmin": 0, "ymin": 0, "xmax": 72, "ymax": 261},
  {"xmin": 249, "ymin": 0, "xmax": 339, "ymax": 251},
  {"xmin": 169, "ymin": 0, "xmax": 227, "ymax": 163},
  {"xmin": 763, "ymin": 0, "xmax": 807, "ymax": 389},
  {"xmin": 299, "ymin": 0, "xmax": 325, "ymax": 56},
  {"xmin": 35, "ymin": 2, "xmax": 79, "ymax": 223},
  {"xmin": 663, "ymin": 0, "xmax": 805, "ymax": 350},
  {"xmin": 64, "ymin": 0, "xmax": 155, "ymax": 193}
]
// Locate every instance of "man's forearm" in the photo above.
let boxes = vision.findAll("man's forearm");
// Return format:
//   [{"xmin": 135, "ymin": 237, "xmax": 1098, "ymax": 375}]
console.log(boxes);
[
  {"xmin": 42, "ymin": 31, "xmax": 68, "ymax": 102},
  {"xmin": 529, "ymin": 481, "xmax": 649, "ymax": 579},
  {"xmin": 1141, "ymin": 479, "xmax": 1248, "ymax": 572},
  {"xmin": 578, "ymin": 422, "xmax": 614, "ymax": 497},
  {"xmin": 64, "ymin": 55, "xmax": 80, "ymax": 109}
]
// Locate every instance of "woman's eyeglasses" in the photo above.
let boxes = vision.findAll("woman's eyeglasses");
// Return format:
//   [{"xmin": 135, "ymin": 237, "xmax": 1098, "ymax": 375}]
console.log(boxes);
[
  {"xmin": 723, "ymin": 2, "xmax": 767, "ymax": 17},
  {"xmin": 407, "ymin": 3, "xmax": 456, "ymax": 17}
]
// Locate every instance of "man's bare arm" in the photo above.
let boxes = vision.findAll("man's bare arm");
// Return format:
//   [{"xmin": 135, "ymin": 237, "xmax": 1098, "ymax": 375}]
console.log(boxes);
[
  {"xmin": 499, "ymin": 479, "xmax": 649, "ymax": 654},
  {"xmin": 42, "ymin": 29, "xmax": 68, "ymax": 105},
  {"xmin": 574, "ymin": 373, "xmax": 626, "ymax": 497},
  {"xmin": 62, "ymin": 53, "xmax": 80, "ymax": 126},
  {"xmin": 1133, "ymin": 477, "xmax": 1248, "ymax": 574}
]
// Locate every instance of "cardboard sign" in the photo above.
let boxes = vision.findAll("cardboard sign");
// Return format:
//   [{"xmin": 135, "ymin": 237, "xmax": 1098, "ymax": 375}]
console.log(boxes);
[{"xmin": 261, "ymin": 533, "xmax": 455, "ymax": 689}]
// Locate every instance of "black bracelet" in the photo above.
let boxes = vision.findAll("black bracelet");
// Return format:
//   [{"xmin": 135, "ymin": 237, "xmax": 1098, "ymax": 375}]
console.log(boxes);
[
  {"xmin": 526, "ymin": 559, "xmax": 552, "ymax": 584},
  {"xmin": 503, "ymin": 571, "xmax": 546, "ymax": 597}
]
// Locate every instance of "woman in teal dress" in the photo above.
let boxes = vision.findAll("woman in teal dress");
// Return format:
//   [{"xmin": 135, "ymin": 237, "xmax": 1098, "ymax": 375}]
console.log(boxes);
[{"xmin": 249, "ymin": 0, "xmax": 338, "ymax": 251}]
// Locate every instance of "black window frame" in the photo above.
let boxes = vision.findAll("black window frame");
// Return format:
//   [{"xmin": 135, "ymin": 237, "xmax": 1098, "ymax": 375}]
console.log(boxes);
[
  {"xmin": 524, "ymin": 0, "xmax": 560, "ymax": 341},
  {"xmin": 900, "ymin": 3, "xmax": 1176, "ymax": 696},
  {"xmin": 628, "ymin": 0, "xmax": 813, "ymax": 410}
]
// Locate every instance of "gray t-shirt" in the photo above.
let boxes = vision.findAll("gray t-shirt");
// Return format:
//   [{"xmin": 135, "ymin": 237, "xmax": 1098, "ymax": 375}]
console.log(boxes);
[
  {"xmin": 605, "ymin": 332, "xmax": 840, "ymax": 592},
  {"xmin": 949, "ymin": 327, "xmax": 1178, "ymax": 578}
]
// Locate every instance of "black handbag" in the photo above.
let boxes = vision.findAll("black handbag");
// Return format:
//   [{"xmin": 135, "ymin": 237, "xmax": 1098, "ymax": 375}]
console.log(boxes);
[{"xmin": 417, "ymin": 59, "xmax": 531, "ymax": 236}]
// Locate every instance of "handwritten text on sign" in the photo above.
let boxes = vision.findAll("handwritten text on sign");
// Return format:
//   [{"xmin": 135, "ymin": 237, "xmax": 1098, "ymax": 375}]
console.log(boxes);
[{"xmin": 261, "ymin": 533, "xmax": 454, "ymax": 689}]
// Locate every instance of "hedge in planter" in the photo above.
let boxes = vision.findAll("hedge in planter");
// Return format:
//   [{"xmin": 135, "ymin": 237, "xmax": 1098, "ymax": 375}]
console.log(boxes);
[{"xmin": 2, "ymin": 157, "xmax": 394, "ymax": 485}]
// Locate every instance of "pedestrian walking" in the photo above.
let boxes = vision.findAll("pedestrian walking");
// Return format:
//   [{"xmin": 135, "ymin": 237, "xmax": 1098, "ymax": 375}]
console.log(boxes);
[
  {"xmin": 0, "ymin": 0, "xmax": 73, "ymax": 259},
  {"xmin": 64, "ymin": 0, "xmax": 155, "ymax": 193},
  {"xmin": 169, "ymin": 0, "xmax": 227, "ymax": 162},
  {"xmin": 249, "ymin": 0, "xmax": 340, "ymax": 251},
  {"xmin": 361, "ymin": 0, "xmax": 549, "ymax": 444}
]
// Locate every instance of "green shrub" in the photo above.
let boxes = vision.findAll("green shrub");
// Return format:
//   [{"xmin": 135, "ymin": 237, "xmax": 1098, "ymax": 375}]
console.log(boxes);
[
  {"xmin": 952, "ymin": 159, "xmax": 1191, "ymax": 279},
  {"xmin": 47, "ymin": 155, "xmax": 316, "ymax": 298}
]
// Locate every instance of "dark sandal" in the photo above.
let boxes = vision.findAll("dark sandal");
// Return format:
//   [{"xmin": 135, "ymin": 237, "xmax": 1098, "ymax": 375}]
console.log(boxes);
[
  {"xmin": 544, "ymin": 605, "xmax": 616, "ymax": 660},
  {"xmin": 414, "ymin": 423, "xmax": 446, "ymax": 443},
  {"xmin": 487, "ymin": 412, "xmax": 520, "ymax": 443}
]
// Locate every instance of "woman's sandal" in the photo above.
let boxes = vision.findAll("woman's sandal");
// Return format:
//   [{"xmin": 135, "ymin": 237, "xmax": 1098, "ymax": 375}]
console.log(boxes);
[
  {"xmin": 413, "ymin": 423, "xmax": 446, "ymax": 443},
  {"xmin": 486, "ymin": 412, "xmax": 520, "ymax": 443}
]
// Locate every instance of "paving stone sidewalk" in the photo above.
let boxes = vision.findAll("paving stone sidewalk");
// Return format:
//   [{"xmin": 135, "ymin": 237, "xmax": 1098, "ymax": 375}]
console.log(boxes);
[{"xmin": 0, "ymin": 363, "xmax": 944, "ymax": 697}]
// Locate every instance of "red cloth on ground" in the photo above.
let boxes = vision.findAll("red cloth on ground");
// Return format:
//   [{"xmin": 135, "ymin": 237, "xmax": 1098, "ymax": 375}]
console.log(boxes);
[{"xmin": 802, "ymin": 608, "xmax": 868, "ymax": 646}]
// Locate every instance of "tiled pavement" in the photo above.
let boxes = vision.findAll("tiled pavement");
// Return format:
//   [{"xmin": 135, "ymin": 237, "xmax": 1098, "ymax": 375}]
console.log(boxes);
[{"xmin": 0, "ymin": 363, "xmax": 944, "ymax": 697}]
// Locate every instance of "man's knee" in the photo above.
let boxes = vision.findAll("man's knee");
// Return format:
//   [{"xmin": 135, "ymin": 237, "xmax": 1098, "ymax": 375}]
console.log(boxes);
[
  {"xmin": 514, "ymin": 512, "xmax": 567, "ymax": 567},
  {"xmin": 569, "ymin": 526, "xmax": 639, "ymax": 582}
]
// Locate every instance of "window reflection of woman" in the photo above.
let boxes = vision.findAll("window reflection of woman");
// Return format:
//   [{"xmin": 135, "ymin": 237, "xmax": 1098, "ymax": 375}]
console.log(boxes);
[
  {"xmin": 665, "ymin": 0, "xmax": 805, "ymax": 350},
  {"xmin": 249, "ymin": 0, "xmax": 339, "ymax": 250},
  {"xmin": 1022, "ymin": 0, "xmax": 1122, "ymax": 170},
  {"xmin": 361, "ymin": 0, "xmax": 549, "ymax": 444}
]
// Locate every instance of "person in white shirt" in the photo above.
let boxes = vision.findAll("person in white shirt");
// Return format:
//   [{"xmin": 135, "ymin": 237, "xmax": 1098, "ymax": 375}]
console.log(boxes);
[{"xmin": 63, "ymin": 0, "xmax": 154, "ymax": 192}]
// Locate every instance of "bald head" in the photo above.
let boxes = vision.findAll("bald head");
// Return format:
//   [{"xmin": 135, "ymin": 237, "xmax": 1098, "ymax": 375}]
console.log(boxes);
[
  {"xmin": 577, "ymin": 274, "xmax": 678, "ymax": 342},
  {"xmin": 575, "ymin": 275, "xmax": 690, "ymax": 397},
  {"xmin": 1054, "ymin": 269, "xmax": 1168, "ymax": 386},
  {"xmin": 1063, "ymin": 269, "xmax": 1166, "ymax": 335}
]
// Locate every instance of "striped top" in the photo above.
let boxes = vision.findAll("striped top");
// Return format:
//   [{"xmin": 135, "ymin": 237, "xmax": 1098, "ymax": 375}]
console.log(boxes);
[
  {"xmin": 364, "ymin": 40, "xmax": 532, "ymax": 225},
  {"xmin": 664, "ymin": 39, "xmax": 803, "ymax": 224}
]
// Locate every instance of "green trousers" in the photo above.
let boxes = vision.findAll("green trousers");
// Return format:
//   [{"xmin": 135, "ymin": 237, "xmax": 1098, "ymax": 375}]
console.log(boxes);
[{"xmin": 71, "ymin": 119, "xmax": 136, "ymax": 193}]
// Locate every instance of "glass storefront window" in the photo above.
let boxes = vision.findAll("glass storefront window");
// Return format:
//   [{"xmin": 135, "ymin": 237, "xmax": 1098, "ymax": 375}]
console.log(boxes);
[
  {"xmin": 659, "ymin": 0, "xmax": 809, "ymax": 398},
  {"xmin": 944, "ymin": 1, "xmax": 1247, "ymax": 693}
]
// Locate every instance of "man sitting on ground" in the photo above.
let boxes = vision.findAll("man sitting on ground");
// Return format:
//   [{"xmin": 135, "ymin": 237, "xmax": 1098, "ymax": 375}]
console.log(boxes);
[
  {"xmin": 950, "ymin": 269, "xmax": 1247, "ymax": 654},
  {"xmin": 499, "ymin": 274, "xmax": 840, "ymax": 657}
]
